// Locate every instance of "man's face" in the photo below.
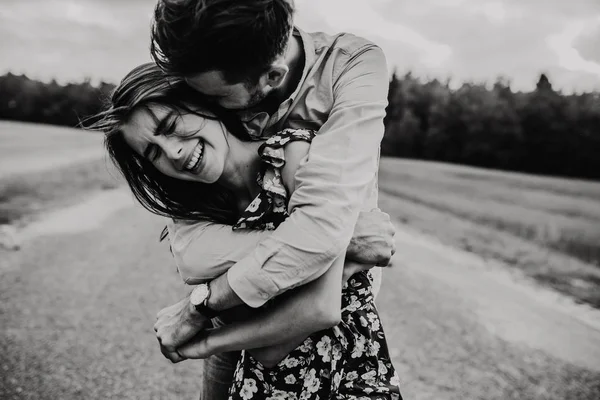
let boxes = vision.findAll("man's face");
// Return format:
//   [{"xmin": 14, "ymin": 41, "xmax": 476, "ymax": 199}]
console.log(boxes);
[{"xmin": 185, "ymin": 70, "xmax": 270, "ymax": 110}]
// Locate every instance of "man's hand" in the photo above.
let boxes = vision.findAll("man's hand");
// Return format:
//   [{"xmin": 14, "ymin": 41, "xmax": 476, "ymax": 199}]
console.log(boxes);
[
  {"xmin": 347, "ymin": 209, "xmax": 396, "ymax": 266},
  {"xmin": 154, "ymin": 296, "xmax": 210, "ymax": 363}
]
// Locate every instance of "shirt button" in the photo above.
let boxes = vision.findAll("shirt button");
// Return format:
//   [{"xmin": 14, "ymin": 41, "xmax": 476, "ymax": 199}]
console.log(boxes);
[{"xmin": 261, "ymin": 292, "xmax": 269, "ymax": 299}]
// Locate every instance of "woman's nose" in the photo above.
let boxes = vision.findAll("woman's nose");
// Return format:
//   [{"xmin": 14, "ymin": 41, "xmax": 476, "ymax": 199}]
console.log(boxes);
[{"xmin": 162, "ymin": 139, "xmax": 185, "ymax": 162}]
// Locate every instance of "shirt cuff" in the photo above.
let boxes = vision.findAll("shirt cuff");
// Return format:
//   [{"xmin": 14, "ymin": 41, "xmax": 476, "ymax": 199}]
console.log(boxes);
[{"xmin": 226, "ymin": 256, "xmax": 281, "ymax": 308}]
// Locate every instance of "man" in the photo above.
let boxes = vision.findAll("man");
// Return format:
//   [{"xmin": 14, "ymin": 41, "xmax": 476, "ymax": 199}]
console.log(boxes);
[{"xmin": 151, "ymin": 0, "xmax": 394, "ymax": 397}]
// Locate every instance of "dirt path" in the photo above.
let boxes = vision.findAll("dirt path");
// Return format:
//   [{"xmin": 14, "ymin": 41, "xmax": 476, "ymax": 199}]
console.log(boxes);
[
  {"xmin": 386, "ymin": 211, "xmax": 600, "ymax": 370},
  {"xmin": 1, "ymin": 189, "xmax": 599, "ymax": 399}
]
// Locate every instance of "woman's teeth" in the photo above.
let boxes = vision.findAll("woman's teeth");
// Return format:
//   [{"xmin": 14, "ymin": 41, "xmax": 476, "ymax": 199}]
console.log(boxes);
[{"xmin": 185, "ymin": 142, "xmax": 204, "ymax": 171}]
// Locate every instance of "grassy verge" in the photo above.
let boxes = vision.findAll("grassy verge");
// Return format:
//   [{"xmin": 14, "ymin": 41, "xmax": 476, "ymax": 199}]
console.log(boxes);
[
  {"xmin": 0, "ymin": 159, "xmax": 123, "ymax": 226},
  {"xmin": 379, "ymin": 157, "xmax": 600, "ymax": 309}
]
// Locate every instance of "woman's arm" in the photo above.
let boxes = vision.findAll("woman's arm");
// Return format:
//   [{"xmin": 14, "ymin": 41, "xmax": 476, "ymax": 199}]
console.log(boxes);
[
  {"xmin": 179, "ymin": 259, "xmax": 372, "ymax": 366},
  {"xmin": 236, "ymin": 260, "xmax": 373, "ymax": 366}
]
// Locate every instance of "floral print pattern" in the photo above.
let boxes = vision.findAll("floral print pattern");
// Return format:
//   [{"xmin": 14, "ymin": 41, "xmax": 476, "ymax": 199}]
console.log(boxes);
[
  {"xmin": 229, "ymin": 128, "xmax": 402, "ymax": 399},
  {"xmin": 233, "ymin": 128, "xmax": 316, "ymax": 231}
]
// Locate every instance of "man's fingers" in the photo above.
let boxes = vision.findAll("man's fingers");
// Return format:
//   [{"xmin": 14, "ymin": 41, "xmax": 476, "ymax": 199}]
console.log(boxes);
[
  {"xmin": 157, "ymin": 335, "xmax": 177, "ymax": 353},
  {"xmin": 169, "ymin": 349, "xmax": 186, "ymax": 363},
  {"xmin": 158, "ymin": 338, "xmax": 186, "ymax": 363},
  {"xmin": 160, "ymin": 345, "xmax": 186, "ymax": 363}
]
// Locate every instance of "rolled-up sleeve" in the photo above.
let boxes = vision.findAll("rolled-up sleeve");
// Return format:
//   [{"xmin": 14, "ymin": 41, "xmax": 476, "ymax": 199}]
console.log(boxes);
[{"xmin": 227, "ymin": 46, "xmax": 389, "ymax": 307}]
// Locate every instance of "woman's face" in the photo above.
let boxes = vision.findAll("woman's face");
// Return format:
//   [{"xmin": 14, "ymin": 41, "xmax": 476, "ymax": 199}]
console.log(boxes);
[{"xmin": 121, "ymin": 105, "xmax": 229, "ymax": 183}]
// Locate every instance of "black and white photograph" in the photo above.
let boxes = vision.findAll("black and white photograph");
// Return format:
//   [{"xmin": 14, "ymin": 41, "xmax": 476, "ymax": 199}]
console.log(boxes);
[{"xmin": 1, "ymin": 0, "xmax": 599, "ymax": 399}]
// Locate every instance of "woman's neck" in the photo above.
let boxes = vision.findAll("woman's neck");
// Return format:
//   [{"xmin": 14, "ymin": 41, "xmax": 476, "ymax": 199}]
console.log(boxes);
[{"xmin": 217, "ymin": 138, "xmax": 263, "ymax": 204}]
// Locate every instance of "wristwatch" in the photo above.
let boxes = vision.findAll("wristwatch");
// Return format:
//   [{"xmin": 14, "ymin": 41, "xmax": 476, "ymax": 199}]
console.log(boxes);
[{"xmin": 190, "ymin": 283, "xmax": 218, "ymax": 319}]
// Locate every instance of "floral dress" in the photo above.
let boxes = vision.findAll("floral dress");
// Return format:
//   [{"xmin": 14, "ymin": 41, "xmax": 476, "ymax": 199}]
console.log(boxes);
[{"xmin": 228, "ymin": 128, "xmax": 402, "ymax": 400}]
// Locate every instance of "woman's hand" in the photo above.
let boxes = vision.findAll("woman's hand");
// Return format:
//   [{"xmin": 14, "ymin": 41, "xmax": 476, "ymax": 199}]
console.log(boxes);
[{"xmin": 177, "ymin": 330, "xmax": 217, "ymax": 360}]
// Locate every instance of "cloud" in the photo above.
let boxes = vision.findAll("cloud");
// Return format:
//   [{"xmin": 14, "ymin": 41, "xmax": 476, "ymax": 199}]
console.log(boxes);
[
  {"xmin": 369, "ymin": 0, "xmax": 600, "ymax": 90},
  {"xmin": 546, "ymin": 18, "xmax": 600, "ymax": 78},
  {"xmin": 296, "ymin": 0, "xmax": 452, "ymax": 69},
  {"xmin": 0, "ymin": 0, "xmax": 153, "ymax": 83},
  {"xmin": 573, "ymin": 19, "xmax": 600, "ymax": 64},
  {"xmin": 1, "ymin": 0, "xmax": 599, "ymax": 91}
]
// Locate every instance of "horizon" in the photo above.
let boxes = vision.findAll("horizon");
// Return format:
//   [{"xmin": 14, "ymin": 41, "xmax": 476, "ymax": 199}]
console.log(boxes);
[{"xmin": 1, "ymin": 0, "xmax": 599, "ymax": 93}]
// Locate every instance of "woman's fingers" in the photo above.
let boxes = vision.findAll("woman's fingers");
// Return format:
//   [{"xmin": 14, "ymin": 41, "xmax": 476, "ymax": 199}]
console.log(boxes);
[{"xmin": 177, "ymin": 335, "xmax": 211, "ymax": 359}]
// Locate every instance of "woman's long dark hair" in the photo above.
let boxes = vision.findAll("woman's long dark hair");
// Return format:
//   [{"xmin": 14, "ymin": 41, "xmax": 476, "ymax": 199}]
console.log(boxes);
[{"xmin": 89, "ymin": 63, "xmax": 252, "ymax": 224}]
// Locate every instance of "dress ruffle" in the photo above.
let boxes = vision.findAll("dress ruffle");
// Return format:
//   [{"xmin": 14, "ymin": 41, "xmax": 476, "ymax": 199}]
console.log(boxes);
[{"xmin": 233, "ymin": 129, "xmax": 316, "ymax": 231}]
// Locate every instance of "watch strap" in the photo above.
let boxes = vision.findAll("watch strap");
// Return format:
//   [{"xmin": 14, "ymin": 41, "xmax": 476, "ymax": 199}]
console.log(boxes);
[{"xmin": 194, "ymin": 300, "xmax": 218, "ymax": 319}]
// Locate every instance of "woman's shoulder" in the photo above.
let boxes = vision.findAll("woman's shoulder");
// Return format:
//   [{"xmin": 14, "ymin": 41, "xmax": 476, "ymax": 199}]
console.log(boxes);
[
  {"xmin": 264, "ymin": 128, "xmax": 316, "ymax": 148},
  {"xmin": 259, "ymin": 128, "xmax": 316, "ymax": 169}
]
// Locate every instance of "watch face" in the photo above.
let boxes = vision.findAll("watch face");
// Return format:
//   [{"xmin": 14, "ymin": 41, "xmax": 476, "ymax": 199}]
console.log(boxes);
[{"xmin": 190, "ymin": 284, "xmax": 209, "ymax": 306}]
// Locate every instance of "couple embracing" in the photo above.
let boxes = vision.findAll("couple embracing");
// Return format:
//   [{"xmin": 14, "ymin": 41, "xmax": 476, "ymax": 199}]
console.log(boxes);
[{"xmin": 93, "ymin": 0, "xmax": 403, "ymax": 398}]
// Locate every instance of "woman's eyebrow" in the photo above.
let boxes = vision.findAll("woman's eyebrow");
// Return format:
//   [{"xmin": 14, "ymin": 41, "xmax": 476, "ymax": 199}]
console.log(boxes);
[{"xmin": 154, "ymin": 110, "xmax": 177, "ymax": 137}]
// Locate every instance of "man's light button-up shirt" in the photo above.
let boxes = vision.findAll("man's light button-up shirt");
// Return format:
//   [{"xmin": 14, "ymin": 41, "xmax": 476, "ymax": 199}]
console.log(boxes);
[{"xmin": 168, "ymin": 27, "xmax": 388, "ymax": 308}]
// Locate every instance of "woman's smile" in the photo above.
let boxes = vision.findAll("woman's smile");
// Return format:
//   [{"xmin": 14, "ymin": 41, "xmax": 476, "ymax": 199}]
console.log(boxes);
[
  {"xmin": 184, "ymin": 140, "xmax": 205, "ymax": 172},
  {"xmin": 121, "ymin": 105, "xmax": 232, "ymax": 184}
]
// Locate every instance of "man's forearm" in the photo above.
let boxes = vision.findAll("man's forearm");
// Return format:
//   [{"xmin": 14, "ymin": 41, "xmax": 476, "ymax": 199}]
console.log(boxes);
[
  {"xmin": 205, "ymin": 272, "xmax": 244, "ymax": 311},
  {"xmin": 179, "ymin": 256, "xmax": 345, "ymax": 363},
  {"xmin": 176, "ymin": 209, "xmax": 393, "ymax": 315},
  {"xmin": 168, "ymin": 219, "xmax": 272, "ymax": 284},
  {"xmin": 223, "ymin": 46, "xmax": 389, "ymax": 308},
  {"xmin": 169, "ymin": 216, "xmax": 381, "ymax": 285}
]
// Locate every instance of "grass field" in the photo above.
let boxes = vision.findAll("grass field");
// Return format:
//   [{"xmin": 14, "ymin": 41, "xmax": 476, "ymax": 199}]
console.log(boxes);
[
  {"xmin": 0, "ymin": 122, "xmax": 120, "ymax": 226},
  {"xmin": 378, "ymin": 157, "xmax": 600, "ymax": 308},
  {"xmin": 0, "ymin": 121, "xmax": 104, "ymax": 179},
  {"xmin": 0, "ymin": 159, "xmax": 122, "ymax": 226}
]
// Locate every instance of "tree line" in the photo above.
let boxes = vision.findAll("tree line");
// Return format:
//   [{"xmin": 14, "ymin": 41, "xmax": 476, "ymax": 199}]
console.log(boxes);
[
  {"xmin": 0, "ymin": 73, "xmax": 114, "ymax": 128},
  {"xmin": 1, "ymin": 71, "xmax": 599, "ymax": 180},
  {"xmin": 383, "ymin": 72, "xmax": 600, "ymax": 180}
]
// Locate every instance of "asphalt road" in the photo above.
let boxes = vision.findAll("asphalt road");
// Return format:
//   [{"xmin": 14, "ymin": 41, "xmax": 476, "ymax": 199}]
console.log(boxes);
[{"xmin": 1, "ymin": 189, "xmax": 600, "ymax": 400}]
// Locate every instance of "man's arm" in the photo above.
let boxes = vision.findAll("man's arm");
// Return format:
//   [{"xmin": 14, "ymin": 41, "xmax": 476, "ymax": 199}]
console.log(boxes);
[
  {"xmin": 177, "ymin": 259, "xmax": 368, "ymax": 367},
  {"xmin": 166, "ymin": 45, "xmax": 389, "ymax": 310},
  {"xmin": 155, "ymin": 45, "xmax": 390, "ymax": 358},
  {"xmin": 218, "ymin": 45, "xmax": 390, "ymax": 309},
  {"xmin": 169, "ymin": 208, "xmax": 394, "ymax": 286},
  {"xmin": 167, "ymin": 219, "xmax": 271, "ymax": 284}
]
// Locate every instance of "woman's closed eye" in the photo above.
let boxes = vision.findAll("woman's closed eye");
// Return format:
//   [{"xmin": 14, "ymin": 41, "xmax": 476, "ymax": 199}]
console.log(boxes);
[
  {"xmin": 142, "ymin": 143, "xmax": 159, "ymax": 162},
  {"xmin": 156, "ymin": 111, "xmax": 178, "ymax": 137}
]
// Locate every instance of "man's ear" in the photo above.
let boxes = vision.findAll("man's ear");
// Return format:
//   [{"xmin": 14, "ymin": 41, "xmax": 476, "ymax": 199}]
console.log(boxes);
[{"xmin": 264, "ymin": 64, "xmax": 289, "ymax": 89}]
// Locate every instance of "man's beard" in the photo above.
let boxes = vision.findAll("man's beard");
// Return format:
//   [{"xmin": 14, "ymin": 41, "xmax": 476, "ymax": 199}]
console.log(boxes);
[{"xmin": 245, "ymin": 87, "xmax": 268, "ymax": 108}]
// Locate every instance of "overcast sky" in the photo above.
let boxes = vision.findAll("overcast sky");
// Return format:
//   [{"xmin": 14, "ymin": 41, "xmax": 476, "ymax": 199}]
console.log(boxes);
[{"xmin": 1, "ymin": 0, "xmax": 599, "ymax": 92}]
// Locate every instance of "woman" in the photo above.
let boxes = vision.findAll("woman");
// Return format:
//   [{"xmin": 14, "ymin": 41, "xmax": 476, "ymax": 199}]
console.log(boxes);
[{"xmin": 92, "ymin": 63, "xmax": 401, "ymax": 400}]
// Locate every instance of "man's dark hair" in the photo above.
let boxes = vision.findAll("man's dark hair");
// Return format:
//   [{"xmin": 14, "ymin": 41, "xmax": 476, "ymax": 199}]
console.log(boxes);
[{"xmin": 151, "ymin": 0, "xmax": 295, "ymax": 84}]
